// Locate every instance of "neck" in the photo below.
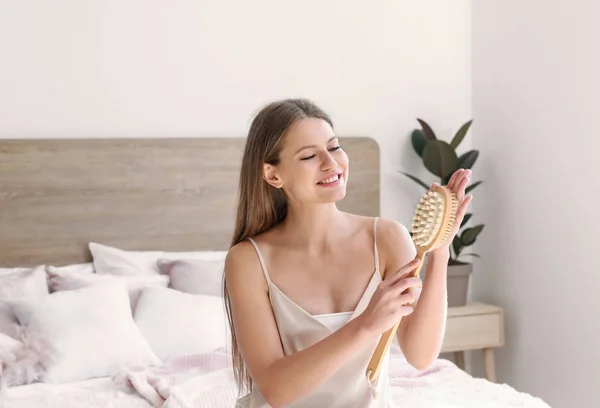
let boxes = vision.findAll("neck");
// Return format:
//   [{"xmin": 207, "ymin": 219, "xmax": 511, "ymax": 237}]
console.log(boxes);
[{"xmin": 280, "ymin": 202, "xmax": 343, "ymax": 253}]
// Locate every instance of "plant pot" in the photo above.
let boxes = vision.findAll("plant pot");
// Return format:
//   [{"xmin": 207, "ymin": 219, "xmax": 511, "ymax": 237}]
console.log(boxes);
[{"xmin": 447, "ymin": 263, "xmax": 473, "ymax": 307}]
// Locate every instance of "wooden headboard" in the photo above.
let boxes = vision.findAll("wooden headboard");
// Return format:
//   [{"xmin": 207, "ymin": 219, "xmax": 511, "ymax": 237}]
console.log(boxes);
[{"xmin": 0, "ymin": 137, "xmax": 380, "ymax": 267}]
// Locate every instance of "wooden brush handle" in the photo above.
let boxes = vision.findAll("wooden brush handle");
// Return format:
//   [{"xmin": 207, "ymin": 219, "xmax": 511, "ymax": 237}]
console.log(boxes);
[{"xmin": 366, "ymin": 254, "xmax": 426, "ymax": 383}]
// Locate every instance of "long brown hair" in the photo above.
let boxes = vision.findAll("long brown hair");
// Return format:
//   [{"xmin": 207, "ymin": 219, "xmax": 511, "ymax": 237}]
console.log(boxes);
[{"xmin": 223, "ymin": 98, "xmax": 333, "ymax": 394}]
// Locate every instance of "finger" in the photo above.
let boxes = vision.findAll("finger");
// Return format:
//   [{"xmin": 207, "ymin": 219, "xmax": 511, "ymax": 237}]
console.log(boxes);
[
  {"xmin": 453, "ymin": 195, "xmax": 473, "ymax": 228},
  {"xmin": 450, "ymin": 168, "xmax": 466, "ymax": 190},
  {"xmin": 453, "ymin": 169, "xmax": 473, "ymax": 192},
  {"xmin": 397, "ymin": 290, "xmax": 419, "ymax": 306},
  {"xmin": 391, "ymin": 277, "xmax": 423, "ymax": 294},
  {"xmin": 383, "ymin": 267, "xmax": 418, "ymax": 289},
  {"xmin": 401, "ymin": 285, "xmax": 422, "ymax": 302},
  {"xmin": 460, "ymin": 195, "xmax": 473, "ymax": 215},
  {"xmin": 459, "ymin": 194, "xmax": 472, "ymax": 214},
  {"xmin": 456, "ymin": 170, "xmax": 471, "ymax": 193},
  {"xmin": 446, "ymin": 169, "xmax": 462, "ymax": 190},
  {"xmin": 456, "ymin": 176, "xmax": 469, "ymax": 201},
  {"xmin": 392, "ymin": 289, "xmax": 420, "ymax": 307},
  {"xmin": 382, "ymin": 257, "xmax": 422, "ymax": 284},
  {"xmin": 386, "ymin": 277, "xmax": 422, "ymax": 296},
  {"xmin": 398, "ymin": 282, "xmax": 421, "ymax": 297},
  {"xmin": 395, "ymin": 305, "xmax": 414, "ymax": 317}
]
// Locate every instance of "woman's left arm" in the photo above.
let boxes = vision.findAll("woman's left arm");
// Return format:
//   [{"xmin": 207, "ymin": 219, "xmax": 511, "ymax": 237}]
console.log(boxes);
[
  {"xmin": 395, "ymin": 248, "xmax": 450, "ymax": 370},
  {"xmin": 395, "ymin": 169, "xmax": 473, "ymax": 370}
]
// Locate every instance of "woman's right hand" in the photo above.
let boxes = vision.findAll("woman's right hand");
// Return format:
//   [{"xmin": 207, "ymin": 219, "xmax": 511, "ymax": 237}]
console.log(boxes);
[{"xmin": 358, "ymin": 256, "xmax": 423, "ymax": 335}]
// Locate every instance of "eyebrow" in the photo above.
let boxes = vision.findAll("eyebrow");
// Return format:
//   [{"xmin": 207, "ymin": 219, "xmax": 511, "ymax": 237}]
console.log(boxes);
[{"xmin": 294, "ymin": 136, "xmax": 338, "ymax": 155}]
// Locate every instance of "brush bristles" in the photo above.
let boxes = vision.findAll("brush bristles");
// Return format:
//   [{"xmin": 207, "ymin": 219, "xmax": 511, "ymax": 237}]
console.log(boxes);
[{"xmin": 411, "ymin": 190, "xmax": 459, "ymax": 248}]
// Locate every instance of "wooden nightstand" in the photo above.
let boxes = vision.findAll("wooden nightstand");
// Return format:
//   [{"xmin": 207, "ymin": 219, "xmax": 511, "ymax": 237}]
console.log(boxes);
[{"xmin": 440, "ymin": 302, "xmax": 504, "ymax": 382}]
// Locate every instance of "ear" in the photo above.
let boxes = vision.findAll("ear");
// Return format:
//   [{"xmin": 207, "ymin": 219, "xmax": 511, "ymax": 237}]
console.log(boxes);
[{"xmin": 263, "ymin": 163, "xmax": 284, "ymax": 189}]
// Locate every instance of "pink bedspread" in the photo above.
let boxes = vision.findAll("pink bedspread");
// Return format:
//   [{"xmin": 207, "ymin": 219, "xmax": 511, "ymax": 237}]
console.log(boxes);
[{"xmin": 113, "ymin": 347, "xmax": 552, "ymax": 408}]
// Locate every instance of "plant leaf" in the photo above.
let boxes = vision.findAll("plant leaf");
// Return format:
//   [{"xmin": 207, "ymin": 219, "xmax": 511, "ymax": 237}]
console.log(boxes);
[
  {"xmin": 458, "ymin": 150, "xmax": 479, "ymax": 170},
  {"xmin": 421, "ymin": 140, "xmax": 458, "ymax": 180},
  {"xmin": 461, "ymin": 224, "xmax": 484, "ymax": 246},
  {"xmin": 417, "ymin": 119, "xmax": 437, "ymax": 141},
  {"xmin": 465, "ymin": 180, "xmax": 482, "ymax": 194},
  {"xmin": 452, "ymin": 235, "xmax": 462, "ymax": 257},
  {"xmin": 450, "ymin": 119, "xmax": 473, "ymax": 150},
  {"xmin": 460, "ymin": 213, "xmax": 472, "ymax": 228},
  {"xmin": 411, "ymin": 129, "xmax": 428, "ymax": 157},
  {"xmin": 461, "ymin": 253, "xmax": 481, "ymax": 258},
  {"xmin": 400, "ymin": 172, "xmax": 430, "ymax": 189}
]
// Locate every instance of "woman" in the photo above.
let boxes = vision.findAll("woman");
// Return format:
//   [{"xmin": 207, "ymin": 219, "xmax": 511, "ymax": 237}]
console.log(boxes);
[{"xmin": 224, "ymin": 98, "xmax": 472, "ymax": 408}]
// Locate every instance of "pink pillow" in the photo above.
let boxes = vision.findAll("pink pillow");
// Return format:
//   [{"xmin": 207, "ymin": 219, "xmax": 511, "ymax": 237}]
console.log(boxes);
[{"xmin": 156, "ymin": 258, "xmax": 224, "ymax": 297}]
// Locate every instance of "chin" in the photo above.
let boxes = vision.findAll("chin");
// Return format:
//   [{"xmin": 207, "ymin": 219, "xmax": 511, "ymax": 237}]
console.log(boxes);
[
  {"xmin": 317, "ymin": 187, "xmax": 347, "ymax": 203},
  {"xmin": 313, "ymin": 174, "xmax": 347, "ymax": 202}
]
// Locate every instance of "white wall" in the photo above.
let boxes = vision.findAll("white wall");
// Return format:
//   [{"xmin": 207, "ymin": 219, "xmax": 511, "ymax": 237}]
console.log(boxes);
[
  {"xmin": 5, "ymin": 1, "xmax": 598, "ymax": 405},
  {"xmin": 472, "ymin": 1, "xmax": 600, "ymax": 407},
  {"xmin": 0, "ymin": 0, "xmax": 472, "ymax": 226}
]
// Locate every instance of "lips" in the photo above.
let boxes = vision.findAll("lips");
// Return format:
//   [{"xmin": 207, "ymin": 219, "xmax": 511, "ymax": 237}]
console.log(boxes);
[{"xmin": 317, "ymin": 173, "xmax": 342, "ymax": 185}]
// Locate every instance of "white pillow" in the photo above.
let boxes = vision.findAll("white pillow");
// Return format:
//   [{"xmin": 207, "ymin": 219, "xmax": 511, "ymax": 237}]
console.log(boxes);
[
  {"xmin": 134, "ymin": 287, "xmax": 230, "ymax": 362},
  {"xmin": 157, "ymin": 258, "xmax": 225, "ymax": 297},
  {"xmin": 0, "ymin": 266, "xmax": 49, "ymax": 299},
  {"xmin": 9, "ymin": 281, "xmax": 161, "ymax": 384},
  {"xmin": 90, "ymin": 242, "xmax": 227, "ymax": 276},
  {"xmin": 0, "ymin": 266, "xmax": 49, "ymax": 339},
  {"xmin": 0, "ymin": 333, "xmax": 21, "ymax": 353},
  {"xmin": 46, "ymin": 268, "xmax": 169, "ymax": 312}
]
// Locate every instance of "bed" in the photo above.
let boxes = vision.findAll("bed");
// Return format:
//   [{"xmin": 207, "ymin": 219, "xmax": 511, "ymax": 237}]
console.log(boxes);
[{"xmin": 0, "ymin": 137, "xmax": 550, "ymax": 408}]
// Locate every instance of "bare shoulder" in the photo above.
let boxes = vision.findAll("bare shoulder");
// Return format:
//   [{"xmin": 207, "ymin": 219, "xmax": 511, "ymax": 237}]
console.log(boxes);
[
  {"xmin": 224, "ymin": 239, "xmax": 285, "ymax": 387},
  {"xmin": 225, "ymin": 239, "xmax": 258, "ymax": 269},
  {"xmin": 376, "ymin": 218, "xmax": 412, "ymax": 244},
  {"xmin": 225, "ymin": 239, "xmax": 267, "ymax": 292},
  {"xmin": 375, "ymin": 218, "xmax": 417, "ymax": 274}
]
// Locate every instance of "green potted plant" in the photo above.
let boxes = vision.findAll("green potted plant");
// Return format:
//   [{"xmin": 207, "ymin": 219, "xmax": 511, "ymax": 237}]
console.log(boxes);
[{"xmin": 401, "ymin": 118, "xmax": 484, "ymax": 307}]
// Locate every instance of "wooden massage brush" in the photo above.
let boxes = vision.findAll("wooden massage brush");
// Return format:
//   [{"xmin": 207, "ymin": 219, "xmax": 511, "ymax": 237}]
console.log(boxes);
[{"xmin": 365, "ymin": 184, "xmax": 459, "ymax": 384}]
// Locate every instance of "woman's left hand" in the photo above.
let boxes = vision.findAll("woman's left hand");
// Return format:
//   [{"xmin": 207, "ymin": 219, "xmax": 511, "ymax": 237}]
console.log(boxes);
[{"xmin": 432, "ymin": 169, "xmax": 473, "ymax": 254}]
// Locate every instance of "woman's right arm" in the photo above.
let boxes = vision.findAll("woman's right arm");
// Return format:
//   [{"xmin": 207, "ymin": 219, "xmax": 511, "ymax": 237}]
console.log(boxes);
[{"xmin": 225, "ymin": 241, "xmax": 421, "ymax": 408}]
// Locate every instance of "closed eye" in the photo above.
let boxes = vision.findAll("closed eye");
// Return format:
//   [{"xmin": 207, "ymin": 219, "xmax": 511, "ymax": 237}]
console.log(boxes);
[{"xmin": 300, "ymin": 145, "xmax": 342, "ymax": 161}]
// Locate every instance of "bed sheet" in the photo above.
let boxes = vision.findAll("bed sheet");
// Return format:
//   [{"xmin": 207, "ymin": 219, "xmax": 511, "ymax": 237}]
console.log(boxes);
[
  {"xmin": 388, "ymin": 356, "xmax": 550, "ymax": 408},
  {"xmin": 0, "ymin": 354, "xmax": 551, "ymax": 408},
  {"xmin": 0, "ymin": 377, "xmax": 153, "ymax": 408}
]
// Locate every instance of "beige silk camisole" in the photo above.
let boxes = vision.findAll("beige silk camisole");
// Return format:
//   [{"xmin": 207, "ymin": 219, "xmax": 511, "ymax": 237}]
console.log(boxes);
[{"xmin": 236, "ymin": 217, "xmax": 394, "ymax": 408}]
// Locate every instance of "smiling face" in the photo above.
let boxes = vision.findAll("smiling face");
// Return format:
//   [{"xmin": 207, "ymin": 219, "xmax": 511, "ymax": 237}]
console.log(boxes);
[{"xmin": 263, "ymin": 117, "xmax": 349, "ymax": 205}]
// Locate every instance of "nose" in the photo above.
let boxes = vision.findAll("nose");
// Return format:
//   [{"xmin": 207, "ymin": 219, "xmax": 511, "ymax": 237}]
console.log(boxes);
[{"xmin": 320, "ymin": 151, "xmax": 337, "ymax": 172}]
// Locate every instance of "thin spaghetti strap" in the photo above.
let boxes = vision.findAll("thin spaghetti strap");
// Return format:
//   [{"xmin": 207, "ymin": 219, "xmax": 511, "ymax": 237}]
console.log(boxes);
[
  {"xmin": 372, "ymin": 217, "xmax": 381, "ymax": 275},
  {"xmin": 248, "ymin": 237, "xmax": 272, "ymax": 285}
]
